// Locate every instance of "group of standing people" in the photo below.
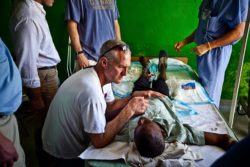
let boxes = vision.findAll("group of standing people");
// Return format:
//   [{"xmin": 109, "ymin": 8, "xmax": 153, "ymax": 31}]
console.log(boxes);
[
  {"xmin": 0, "ymin": 0, "xmax": 249, "ymax": 166},
  {"xmin": 2, "ymin": 0, "xmax": 122, "ymax": 166}
]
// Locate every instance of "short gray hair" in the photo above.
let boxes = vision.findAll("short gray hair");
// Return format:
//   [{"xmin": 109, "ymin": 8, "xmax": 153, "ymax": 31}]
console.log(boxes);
[{"xmin": 100, "ymin": 39, "xmax": 131, "ymax": 62}]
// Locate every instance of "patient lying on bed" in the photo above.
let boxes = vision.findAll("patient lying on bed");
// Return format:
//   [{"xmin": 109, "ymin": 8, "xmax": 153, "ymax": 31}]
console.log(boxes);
[
  {"xmin": 132, "ymin": 50, "xmax": 170, "ymax": 97},
  {"xmin": 131, "ymin": 52, "xmax": 236, "ymax": 158}
]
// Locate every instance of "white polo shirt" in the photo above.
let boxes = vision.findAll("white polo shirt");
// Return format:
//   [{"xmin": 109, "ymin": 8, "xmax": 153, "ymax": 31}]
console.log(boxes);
[{"xmin": 42, "ymin": 67, "xmax": 115, "ymax": 158}]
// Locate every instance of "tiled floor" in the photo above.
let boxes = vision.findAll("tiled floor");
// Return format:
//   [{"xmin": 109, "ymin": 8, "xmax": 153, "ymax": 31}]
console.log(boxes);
[{"xmin": 219, "ymin": 99, "xmax": 250, "ymax": 140}]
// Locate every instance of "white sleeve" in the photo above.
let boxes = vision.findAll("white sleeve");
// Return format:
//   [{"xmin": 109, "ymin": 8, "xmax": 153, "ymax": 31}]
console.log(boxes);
[
  {"xmin": 12, "ymin": 19, "xmax": 41, "ymax": 88},
  {"xmin": 80, "ymin": 93, "xmax": 107, "ymax": 134},
  {"xmin": 103, "ymin": 83, "xmax": 115, "ymax": 102}
]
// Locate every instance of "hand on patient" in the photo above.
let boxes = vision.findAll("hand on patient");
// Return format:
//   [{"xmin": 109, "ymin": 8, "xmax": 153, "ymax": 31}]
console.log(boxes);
[
  {"xmin": 132, "ymin": 90, "xmax": 164, "ymax": 99},
  {"xmin": 126, "ymin": 96, "xmax": 149, "ymax": 116}
]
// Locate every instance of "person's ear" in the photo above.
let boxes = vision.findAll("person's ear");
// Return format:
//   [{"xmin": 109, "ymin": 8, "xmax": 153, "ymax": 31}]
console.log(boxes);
[
  {"xmin": 138, "ymin": 117, "xmax": 146, "ymax": 125},
  {"xmin": 161, "ymin": 128, "xmax": 167, "ymax": 138},
  {"xmin": 101, "ymin": 57, "xmax": 109, "ymax": 69}
]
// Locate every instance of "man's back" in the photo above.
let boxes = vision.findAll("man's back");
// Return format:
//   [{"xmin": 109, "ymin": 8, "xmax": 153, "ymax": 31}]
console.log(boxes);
[{"xmin": 42, "ymin": 67, "xmax": 113, "ymax": 158}]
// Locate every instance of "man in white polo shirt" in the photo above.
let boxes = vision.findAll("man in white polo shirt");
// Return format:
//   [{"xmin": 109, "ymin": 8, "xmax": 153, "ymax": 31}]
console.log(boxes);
[{"xmin": 42, "ymin": 39, "xmax": 162, "ymax": 167}]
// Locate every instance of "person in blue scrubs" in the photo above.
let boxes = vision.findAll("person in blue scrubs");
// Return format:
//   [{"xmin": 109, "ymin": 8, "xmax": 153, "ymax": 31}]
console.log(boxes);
[
  {"xmin": 0, "ymin": 38, "xmax": 25, "ymax": 167},
  {"xmin": 174, "ymin": 0, "xmax": 249, "ymax": 107}
]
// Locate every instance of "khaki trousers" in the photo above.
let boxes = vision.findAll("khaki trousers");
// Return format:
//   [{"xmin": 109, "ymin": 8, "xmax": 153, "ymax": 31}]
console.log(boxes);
[{"xmin": 0, "ymin": 115, "xmax": 26, "ymax": 167}]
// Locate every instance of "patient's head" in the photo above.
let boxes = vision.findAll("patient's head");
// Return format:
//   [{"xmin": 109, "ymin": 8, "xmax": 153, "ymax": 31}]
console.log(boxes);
[{"xmin": 134, "ymin": 117, "xmax": 166, "ymax": 158}]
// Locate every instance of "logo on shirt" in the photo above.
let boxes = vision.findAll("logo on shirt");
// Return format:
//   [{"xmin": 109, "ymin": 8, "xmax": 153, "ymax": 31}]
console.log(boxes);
[{"xmin": 89, "ymin": 0, "xmax": 114, "ymax": 10}]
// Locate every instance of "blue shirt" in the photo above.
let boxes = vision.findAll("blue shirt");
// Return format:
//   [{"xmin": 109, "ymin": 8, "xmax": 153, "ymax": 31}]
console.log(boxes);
[
  {"xmin": 194, "ymin": 0, "xmax": 249, "ymax": 44},
  {"xmin": 193, "ymin": 0, "xmax": 249, "ymax": 107},
  {"xmin": 0, "ymin": 38, "xmax": 22, "ymax": 115},
  {"xmin": 65, "ymin": 0, "xmax": 119, "ymax": 61}
]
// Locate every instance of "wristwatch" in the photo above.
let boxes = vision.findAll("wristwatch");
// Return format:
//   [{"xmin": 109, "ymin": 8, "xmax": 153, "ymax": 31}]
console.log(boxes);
[{"xmin": 77, "ymin": 50, "xmax": 84, "ymax": 55}]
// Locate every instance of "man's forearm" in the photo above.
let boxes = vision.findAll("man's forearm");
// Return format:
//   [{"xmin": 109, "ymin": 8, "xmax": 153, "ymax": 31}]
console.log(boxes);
[
  {"xmin": 105, "ymin": 96, "xmax": 131, "ymax": 121},
  {"xmin": 89, "ymin": 104, "xmax": 134, "ymax": 148},
  {"xmin": 183, "ymin": 29, "xmax": 196, "ymax": 45},
  {"xmin": 114, "ymin": 20, "xmax": 121, "ymax": 40},
  {"xmin": 89, "ymin": 96, "xmax": 147, "ymax": 148},
  {"xmin": 106, "ymin": 96, "xmax": 131, "ymax": 113},
  {"xmin": 67, "ymin": 20, "xmax": 82, "ymax": 53},
  {"xmin": 209, "ymin": 22, "xmax": 245, "ymax": 49}
]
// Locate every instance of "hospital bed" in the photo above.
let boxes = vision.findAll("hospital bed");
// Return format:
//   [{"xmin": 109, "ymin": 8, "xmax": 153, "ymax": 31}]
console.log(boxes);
[{"xmin": 79, "ymin": 56, "xmax": 236, "ymax": 167}]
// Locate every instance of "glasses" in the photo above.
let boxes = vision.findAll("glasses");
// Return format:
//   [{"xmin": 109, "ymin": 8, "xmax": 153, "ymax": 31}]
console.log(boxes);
[{"xmin": 101, "ymin": 44, "xmax": 129, "ymax": 56}]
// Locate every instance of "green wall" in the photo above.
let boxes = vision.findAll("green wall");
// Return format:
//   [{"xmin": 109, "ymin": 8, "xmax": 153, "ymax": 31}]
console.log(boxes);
[
  {"xmin": 0, "ymin": 1, "xmax": 12, "ymax": 48},
  {"xmin": 0, "ymin": 0, "xmax": 249, "ymax": 99},
  {"xmin": 118, "ymin": 0, "xmax": 200, "ymax": 66}
]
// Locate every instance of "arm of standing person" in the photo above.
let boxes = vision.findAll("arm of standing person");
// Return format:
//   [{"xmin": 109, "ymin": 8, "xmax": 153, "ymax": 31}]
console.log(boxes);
[
  {"xmin": 0, "ymin": 132, "xmax": 18, "ymax": 167},
  {"xmin": 193, "ymin": 22, "xmax": 246, "ymax": 56},
  {"xmin": 26, "ymin": 87, "xmax": 45, "ymax": 112},
  {"xmin": 88, "ymin": 96, "xmax": 148, "ymax": 148},
  {"xmin": 174, "ymin": 30, "xmax": 196, "ymax": 52},
  {"xmin": 67, "ymin": 20, "xmax": 89, "ymax": 68},
  {"xmin": 114, "ymin": 19, "xmax": 121, "ymax": 40},
  {"xmin": 12, "ymin": 20, "xmax": 46, "ymax": 112}
]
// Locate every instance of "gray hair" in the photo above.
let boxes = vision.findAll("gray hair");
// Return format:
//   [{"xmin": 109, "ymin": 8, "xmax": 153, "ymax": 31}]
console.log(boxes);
[{"xmin": 100, "ymin": 39, "xmax": 131, "ymax": 63}]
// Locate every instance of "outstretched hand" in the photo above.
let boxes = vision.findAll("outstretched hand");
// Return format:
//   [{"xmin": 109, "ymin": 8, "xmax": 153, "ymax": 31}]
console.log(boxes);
[
  {"xmin": 132, "ymin": 90, "xmax": 164, "ymax": 99},
  {"xmin": 0, "ymin": 133, "xmax": 18, "ymax": 167}
]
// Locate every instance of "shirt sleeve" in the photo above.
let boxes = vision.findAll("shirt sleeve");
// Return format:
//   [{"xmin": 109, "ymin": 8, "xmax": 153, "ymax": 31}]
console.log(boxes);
[
  {"xmin": 226, "ymin": 0, "xmax": 249, "ymax": 28},
  {"xmin": 80, "ymin": 93, "xmax": 107, "ymax": 134},
  {"xmin": 0, "ymin": 38, "xmax": 22, "ymax": 114},
  {"xmin": 65, "ymin": 0, "xmax": 82, "ymax": 23},
  {"xmin": 113, "ymin": 0, "xmax": 120, "ymax": 20},
  {"xmin": 103, "ymin": 83, "xmax": 115, "ymax": 103},
  {"xmin": 13, "ymin": 19, "xmax": 41, "ymax": 88}
]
